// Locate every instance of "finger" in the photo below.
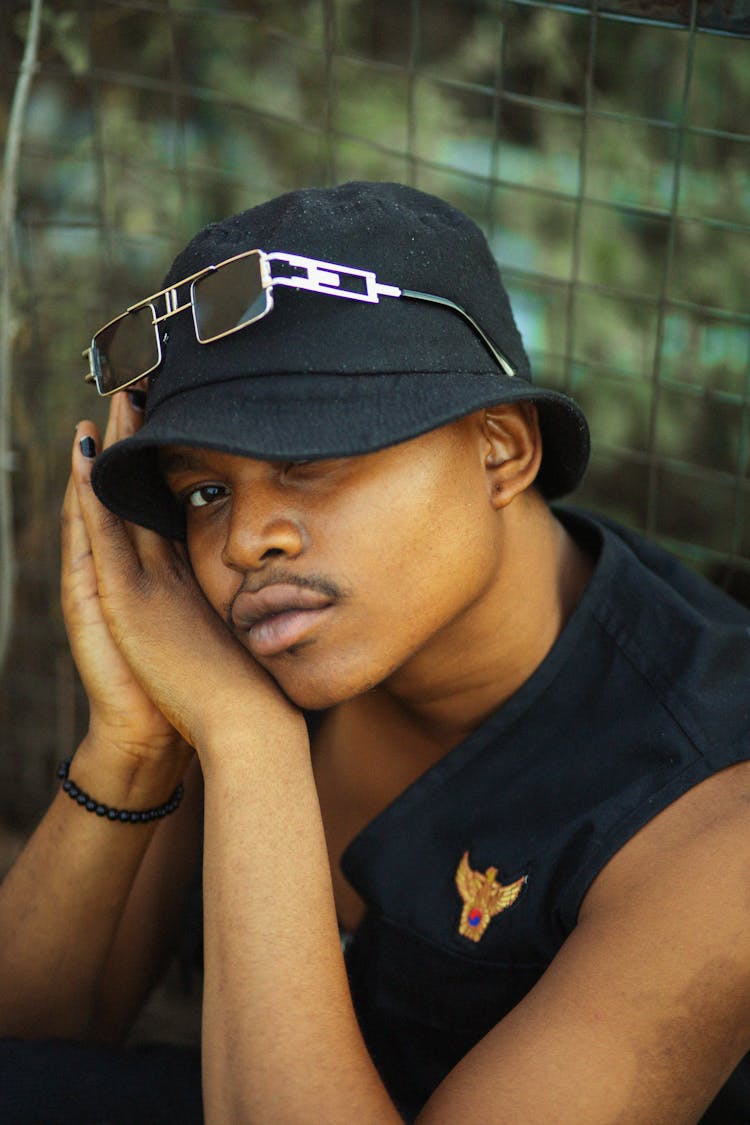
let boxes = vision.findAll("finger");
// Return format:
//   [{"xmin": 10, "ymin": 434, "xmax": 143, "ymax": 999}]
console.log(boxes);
[
  {"xmin": 101, "ymin": 392, "xmax": 124, "ymax": 449},
  {"xmin": 62, "ymin": 423, "xmax": 100, "ymax": 571},
  {"xmin": 61, "ymin": 429, "xmax": 105, "ymax": 627},
  {"xmin": 65, "ymin": 420, "xmax": 103, "ymax": 566},
  {"xmin": 70, "ymin": 425, "xmax": 142, "ymax": 586},
  {"xmin": 102, "ymin": 384, "xmax": 146, "ymax": 450},
  {"xmin": 72, "ymin": 425, "xmax": 179, "ymax": 594},
  {"xmin": 61, "ymin": 463, "xmax": 92, "ymax": 583},
  {"xmin": 98, "ymin": 388, "xmax": 186, "ymax": 562}
]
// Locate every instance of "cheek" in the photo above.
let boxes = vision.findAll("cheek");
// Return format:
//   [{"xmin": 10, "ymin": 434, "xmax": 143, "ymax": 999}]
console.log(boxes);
[
  {"xmin": 186, "ymin": 531, "xmax": 231, "ymax": 618},
  {"xmin": 338, "ymin": 468, "xmax": 498, "ymax": 634}
]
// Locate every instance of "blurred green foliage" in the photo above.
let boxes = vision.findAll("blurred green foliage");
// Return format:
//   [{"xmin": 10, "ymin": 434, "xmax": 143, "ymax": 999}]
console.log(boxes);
[{"xmin": 1, "ymin": 0, "xmax": 749, "ymax": 822}]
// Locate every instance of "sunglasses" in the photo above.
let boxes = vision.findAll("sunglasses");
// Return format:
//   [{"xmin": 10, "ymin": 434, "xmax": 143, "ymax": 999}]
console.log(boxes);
[{"xmin": 83, "ymin": 249, "xmax": 516, "ymax": 396}]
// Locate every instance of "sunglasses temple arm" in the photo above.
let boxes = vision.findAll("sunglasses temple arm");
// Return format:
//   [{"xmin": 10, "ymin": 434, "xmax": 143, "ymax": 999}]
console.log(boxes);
[
  {"xmin": 81, "ymin": 347, "xmax": 96, "ymax": 384},
  {"xmin": 400, "ymin": 289, "xmax": 515, "ymax": 379}
]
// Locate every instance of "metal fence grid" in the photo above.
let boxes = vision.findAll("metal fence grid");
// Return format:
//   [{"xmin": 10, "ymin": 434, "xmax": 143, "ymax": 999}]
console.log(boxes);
[{"xmin": 1, "ymin": 0, "xmax": 749, "ymax": 825}]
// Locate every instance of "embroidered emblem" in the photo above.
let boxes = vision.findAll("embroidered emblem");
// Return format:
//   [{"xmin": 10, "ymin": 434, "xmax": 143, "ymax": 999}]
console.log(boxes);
[{"xmin": 455, "ymin": 850, "xmax": 527, "ymax": 943}]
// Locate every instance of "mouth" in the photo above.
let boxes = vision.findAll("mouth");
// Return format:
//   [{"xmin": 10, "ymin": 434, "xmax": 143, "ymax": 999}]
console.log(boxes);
[{"xmin": 230, "ymin": 584, "xmax": 336, "ymax": 658}]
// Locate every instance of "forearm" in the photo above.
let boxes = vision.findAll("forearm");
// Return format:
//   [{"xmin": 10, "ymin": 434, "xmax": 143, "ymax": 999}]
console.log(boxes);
[
  {"xmin": 0, "ymin": 733, "xmax": 190, "ymax": 1040},
  {"xmin": 199, "ymin": 718, "xmax": 399, "ymax": 1125},
  {"xmin": 92, "ymin": 756, "xmax": 204, "ymax": 1042}
]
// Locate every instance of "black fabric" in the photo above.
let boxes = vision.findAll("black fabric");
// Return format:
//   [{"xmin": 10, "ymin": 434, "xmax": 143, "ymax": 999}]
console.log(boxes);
[
  {"xmin": 340, "ymin": 509, "xmax": 750, "ymax": 1122},
  {"xmin": 0, "ymin": 1039, "xmax": 202, "ymax": 1124},
  {"xmin": 91, "ymin": 182, "xmax": 590, "ymax": 538}
]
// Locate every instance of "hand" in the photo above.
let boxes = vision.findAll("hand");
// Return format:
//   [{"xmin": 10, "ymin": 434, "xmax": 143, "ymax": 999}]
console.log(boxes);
[
  {"xmin": 66, "ymin": 395, "xmax": 303, "ymax": 761},
  {"xmin": 62, "ymin": 393, "xmax": 191, "ymax": 765}
]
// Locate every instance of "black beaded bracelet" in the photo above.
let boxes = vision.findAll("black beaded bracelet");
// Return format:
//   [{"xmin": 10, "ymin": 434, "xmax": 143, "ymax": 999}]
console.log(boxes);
[{"xmin": 56, "ymin": 758, "xmax": 184, "ymax": 823}]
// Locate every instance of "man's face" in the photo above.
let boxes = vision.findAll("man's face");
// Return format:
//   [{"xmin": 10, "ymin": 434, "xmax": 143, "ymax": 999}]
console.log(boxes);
[{"xmin": 161, "ymin": 414, "xmax": 505, "ymax": 710}]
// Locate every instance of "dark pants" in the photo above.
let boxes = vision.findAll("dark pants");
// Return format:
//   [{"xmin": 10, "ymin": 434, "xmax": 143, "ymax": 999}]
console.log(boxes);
[{"xmin": 0, "ymin": 1039, "xmax": 202, "ymax": 1124}]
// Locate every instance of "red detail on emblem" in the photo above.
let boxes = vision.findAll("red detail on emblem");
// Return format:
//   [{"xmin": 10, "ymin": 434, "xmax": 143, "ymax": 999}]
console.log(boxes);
[{"xmin": 455, "ymin": 851, "xmax": 527, "ymax": 943}]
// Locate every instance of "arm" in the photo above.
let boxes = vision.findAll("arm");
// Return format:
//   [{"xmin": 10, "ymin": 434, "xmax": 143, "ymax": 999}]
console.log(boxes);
[
  {"xmin": 0, "ymin": 747, "xmax": 200, "ymax": 1041},
  {"xmin": 199, "ymin": 719, "xmax": 396, "ymax": 1124},
  {"xmin": 90, "ymin": 754, "xmax": 204, "ymax": 1043},
  {"xmin": 0, "ymin": 396, "xmax": 198, "ymax": 1041},
  {"xmin": 418, "ymin": 759, "xmax": 750, "ymax": 1123}
]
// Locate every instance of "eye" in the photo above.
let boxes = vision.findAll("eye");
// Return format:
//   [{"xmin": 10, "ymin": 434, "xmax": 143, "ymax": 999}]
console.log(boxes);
[
  {"xmin": 184, "ymin": 483, "xmax": 227, "ymax": 508},
  {"xmin": 279, "ymin": 459, "xmax": 313, "ymax": 482},
  {"xmin": 279, "ymin": 458, "xmax": 343, "ymax": 486}
]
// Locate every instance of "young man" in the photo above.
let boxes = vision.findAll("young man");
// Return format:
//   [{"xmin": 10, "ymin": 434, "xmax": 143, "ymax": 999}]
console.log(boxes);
[{"xmin": 1, "ymin": 181, "xmax": 750, "ymax": 1123}]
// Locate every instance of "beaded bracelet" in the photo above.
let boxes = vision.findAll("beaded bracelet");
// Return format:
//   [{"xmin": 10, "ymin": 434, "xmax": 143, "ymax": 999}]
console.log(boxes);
[{"xmin": 57, "ymin": 757, "xmax": 184, "ymax": 823}]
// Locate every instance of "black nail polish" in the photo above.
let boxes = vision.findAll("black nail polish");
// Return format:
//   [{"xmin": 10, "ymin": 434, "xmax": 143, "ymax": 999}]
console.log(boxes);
[
  {"xmin": 79, "ymin": 436, "xmax": 96, "ymax": 459},
  {"xmin": 127, "ymin": 389, "xmax": 147, "ymax": 411}
]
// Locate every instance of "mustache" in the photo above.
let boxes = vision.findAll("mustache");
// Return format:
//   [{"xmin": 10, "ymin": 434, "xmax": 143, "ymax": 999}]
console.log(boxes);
[{"xmin": 224, "ymin": 569, "xmax": 346, "ymax": 630}]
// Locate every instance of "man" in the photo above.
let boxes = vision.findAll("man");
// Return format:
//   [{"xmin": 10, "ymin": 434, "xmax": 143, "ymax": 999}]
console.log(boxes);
[{"xmin": 1, "ymin": 181, "xmax": 750, "ymax": 1123}]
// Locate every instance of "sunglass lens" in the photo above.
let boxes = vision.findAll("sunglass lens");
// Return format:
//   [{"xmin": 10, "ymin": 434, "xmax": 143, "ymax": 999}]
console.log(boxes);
[
  {"xmin": 192, "ymin": 252, "xmax": 270, "ymax": 342},
  {"xmin": 93, "ymin": 304, "xmax": 159, "ymax": 394}
]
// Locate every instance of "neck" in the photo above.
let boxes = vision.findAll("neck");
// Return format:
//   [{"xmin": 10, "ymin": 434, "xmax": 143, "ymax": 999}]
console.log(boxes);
[{"xmin": 376, "ymin": 496, "xmax": 593, "ymax": 751}]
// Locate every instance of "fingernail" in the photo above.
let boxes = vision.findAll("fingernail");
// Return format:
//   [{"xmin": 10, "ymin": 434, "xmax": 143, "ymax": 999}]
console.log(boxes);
[
  {"xmin": 127, "ymin": 389, "xmax": 147, "ymax": 411},
  {"xmin": 79, "ymin": 436, "xmax": 96, "ymax": 459}
]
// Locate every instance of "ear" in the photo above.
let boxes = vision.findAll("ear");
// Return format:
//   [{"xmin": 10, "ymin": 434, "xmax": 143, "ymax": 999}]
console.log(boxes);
[{"xmin": 482, "ymin": 403, "xmax": 542, "ymax": 509}]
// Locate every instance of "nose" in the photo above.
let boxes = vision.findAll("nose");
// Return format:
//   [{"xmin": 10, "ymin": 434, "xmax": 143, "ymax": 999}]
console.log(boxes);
[{"xmin": 220, "ymin": 484, "xmax": 306, "ymax": 572}]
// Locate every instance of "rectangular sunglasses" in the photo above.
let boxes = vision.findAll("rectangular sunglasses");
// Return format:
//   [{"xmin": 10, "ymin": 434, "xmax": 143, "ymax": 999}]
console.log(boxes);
[{"xmin": 83, "ymin": 249, "xmax": 516, "ymax": 396}]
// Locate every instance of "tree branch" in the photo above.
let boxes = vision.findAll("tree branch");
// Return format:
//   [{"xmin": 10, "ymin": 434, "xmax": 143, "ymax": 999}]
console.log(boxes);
[{"xmin": 0, "ymin": 0, "xmax": 44, "ymax": 672}]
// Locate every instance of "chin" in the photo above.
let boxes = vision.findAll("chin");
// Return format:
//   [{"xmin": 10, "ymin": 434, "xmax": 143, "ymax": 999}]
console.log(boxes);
[{"xmin": 264, "ymin": 652, "xmax": 383, "ymax": 713}]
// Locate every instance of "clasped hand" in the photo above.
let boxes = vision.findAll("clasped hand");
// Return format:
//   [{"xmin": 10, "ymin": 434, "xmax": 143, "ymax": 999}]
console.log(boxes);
[{"xmin": 62, "ymin": 393, "xmax": 301, "ymax": 769}]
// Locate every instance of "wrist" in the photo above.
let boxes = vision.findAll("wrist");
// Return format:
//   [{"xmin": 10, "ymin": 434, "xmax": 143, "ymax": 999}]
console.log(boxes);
[
  {"xmin": 57, "ymin": 756, "xmax": 185, "ymax": 824},
  {"xmin": 71, "ymin": 730, "xmax": 192, "ymax": 809},
  {"xmin": 194, "ymin": 701, "xmax": 309, "ymax": 776}
]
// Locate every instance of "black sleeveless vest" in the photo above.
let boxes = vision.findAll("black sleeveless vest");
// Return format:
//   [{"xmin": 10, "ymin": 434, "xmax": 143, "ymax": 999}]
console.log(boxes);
[{"xmin": 341, "ymin": 510, "xmax": 750, "ymax": 1122}]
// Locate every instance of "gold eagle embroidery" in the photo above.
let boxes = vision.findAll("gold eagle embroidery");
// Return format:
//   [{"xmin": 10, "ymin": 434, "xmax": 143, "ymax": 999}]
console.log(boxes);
[{"xmin": 455, "ymin": 850, "xmax": 527, "ymax": 943}]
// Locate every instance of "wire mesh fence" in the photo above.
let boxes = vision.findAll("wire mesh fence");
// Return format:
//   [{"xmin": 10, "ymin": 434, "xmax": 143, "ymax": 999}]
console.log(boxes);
[{"xmin": 1, "ymin": 0, "xmax": 749, "ymax": 827}]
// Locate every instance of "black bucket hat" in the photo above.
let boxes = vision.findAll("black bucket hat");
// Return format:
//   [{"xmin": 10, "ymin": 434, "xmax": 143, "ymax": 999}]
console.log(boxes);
[{"xmin": 92, "ymin": 181, "xmax": 590, "ymax": 538}]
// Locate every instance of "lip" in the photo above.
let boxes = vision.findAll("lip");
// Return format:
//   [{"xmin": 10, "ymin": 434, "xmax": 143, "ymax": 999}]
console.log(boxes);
[{"xmin": 231, "ymin": 584, "xmax": 335, "ymax": 657}]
